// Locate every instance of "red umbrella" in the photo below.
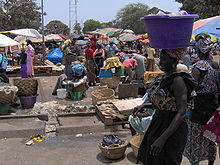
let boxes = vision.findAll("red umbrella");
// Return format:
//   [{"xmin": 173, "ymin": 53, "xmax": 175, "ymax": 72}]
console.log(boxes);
[{"xmin": 58, "ymin": 34, "xmax": 72, "ymax": 41}]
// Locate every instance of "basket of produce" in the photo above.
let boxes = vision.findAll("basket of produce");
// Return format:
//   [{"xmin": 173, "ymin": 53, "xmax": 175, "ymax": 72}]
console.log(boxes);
[
  {"xmin": 99, "ymin": 134, "xmax": 128, "ymax": 159},
  {"xmin": 129, "ymin": 134, "xmax": 144, "ymax": 157},
  {"xmin": 99, "ymin": 77, "xmax": 121, "ymax": 89},
  {"xmin": 0, "ymin": 83, "xmax": 18, "ymax": 104},
  {"xmin": 91, "ymin": 88, "xmax": 115, "ymax": 105},
  {"xmin": 13, "ymin": 78, "xmax": 38, "ymax": 97}
]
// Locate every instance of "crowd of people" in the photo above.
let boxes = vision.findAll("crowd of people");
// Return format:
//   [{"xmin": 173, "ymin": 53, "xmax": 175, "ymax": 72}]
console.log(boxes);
[{"xmin": 0, "ymin": 32, "xmax": 220, "ymax": 165}]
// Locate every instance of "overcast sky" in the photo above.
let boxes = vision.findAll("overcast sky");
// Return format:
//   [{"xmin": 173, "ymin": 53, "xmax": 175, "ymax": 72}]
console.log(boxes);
[{"xmin": 36, "ymin": 0, "xmax": 181, "ymax": 26}]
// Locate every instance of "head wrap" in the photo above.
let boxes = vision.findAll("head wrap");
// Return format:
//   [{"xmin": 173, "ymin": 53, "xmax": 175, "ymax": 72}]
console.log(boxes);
[
  {"xmin": 164, "ymin": 48, "xmax": 186, "ymax": 60},
  {"xmin": 193, "ymin": 60, "xmax": 213, "ymax": 71},
  {"xmin": 196, "ymin": 38, "xmax": 211, "ymax": 54}
]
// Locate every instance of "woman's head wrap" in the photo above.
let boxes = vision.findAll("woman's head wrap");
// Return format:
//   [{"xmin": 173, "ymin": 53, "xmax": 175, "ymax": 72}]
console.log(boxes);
[
  {"xmin": 196, "ymin": 38, "xmax": 211, "ymax": 54},
  {"xmin": 164, "ymin": 48, "xmax": 186, "ymax": 60}
]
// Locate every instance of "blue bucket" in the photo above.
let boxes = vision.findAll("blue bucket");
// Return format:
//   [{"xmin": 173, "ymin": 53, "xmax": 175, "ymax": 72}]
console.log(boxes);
[
  {"xmin": 98, "ymin": 69, "xmax": 113, "ymax": 78},
  {"xmin": 141, "ymin": 14, "xmax": 198, "ymax": 49}
]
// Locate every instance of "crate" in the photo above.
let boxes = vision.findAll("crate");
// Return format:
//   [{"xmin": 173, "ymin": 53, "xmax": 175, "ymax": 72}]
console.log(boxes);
[
  {"xmin": 118, "ymin": 83, "xmax": 138, "ymax": 99},
  {"xmin": 95, "ymin": 101, "xmax": 129, "ymax": 126}
]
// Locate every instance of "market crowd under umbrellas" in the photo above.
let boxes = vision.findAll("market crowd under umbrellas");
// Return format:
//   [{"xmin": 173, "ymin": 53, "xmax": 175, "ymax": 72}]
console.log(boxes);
[{"xmin": 0, "ymin": 2, "xmax": 220, "ymax": 165}]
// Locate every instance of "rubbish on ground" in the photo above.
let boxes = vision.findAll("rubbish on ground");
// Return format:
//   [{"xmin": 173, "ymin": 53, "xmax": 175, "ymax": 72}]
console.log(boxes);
[
  {"xmin": 26, "ymin": 134, "xmax": 44, "ymax": 146},
  {"xmin": 76, "ymin": 134, "xmax": 83, "ymax": 137}
]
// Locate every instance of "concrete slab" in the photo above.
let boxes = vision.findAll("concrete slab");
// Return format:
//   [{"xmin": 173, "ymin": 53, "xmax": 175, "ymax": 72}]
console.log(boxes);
[
  {"xmin": 57, "ymin": 116, "xmax": 127, "ymax": 135},
  {"xmin": 0, "ymin": 118, "xmax": 46, "ymax": 139}
]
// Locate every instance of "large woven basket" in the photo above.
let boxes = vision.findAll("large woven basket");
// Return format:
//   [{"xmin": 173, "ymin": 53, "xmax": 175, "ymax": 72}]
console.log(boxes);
[
  {"xmin": 98, "ymin": 141, "xmax": 128, "ymax": 160},
  {"xmin": 91, "ymin": 88, "xmax": 115, "ymax": 105},
  {"xmin": 99, "ymin": 77, "xmax": 121, "ymax": 89},
  {"xmin": 130, "ymin": 134, "xmax": 144, "ymax": 158},
  {"xmin": 13, "ymin": 78, "xmax": 38, "ymax": 97}
]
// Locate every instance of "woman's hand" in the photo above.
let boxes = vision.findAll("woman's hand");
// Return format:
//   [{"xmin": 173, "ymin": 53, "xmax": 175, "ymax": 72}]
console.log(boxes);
[
  {"xmin": 132, "ymin": 105, "xmax": 142, "ymax": 116},
  {"xmin": 150, "ymin": 137, "xmax": 166, "ymax": 156}
]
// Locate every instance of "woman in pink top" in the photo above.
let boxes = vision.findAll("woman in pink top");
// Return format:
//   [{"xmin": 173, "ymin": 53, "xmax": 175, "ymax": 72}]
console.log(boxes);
[
  {"xmin": 25, "ymin": 40, "xmax": 35, "ymax": 77},
  {"xmin": 123, "ymin": 58, "xmax": 138, "ymax": 82}
]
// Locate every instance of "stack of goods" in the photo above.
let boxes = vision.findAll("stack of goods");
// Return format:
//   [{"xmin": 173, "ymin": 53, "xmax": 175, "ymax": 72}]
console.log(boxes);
[
  {"xmin": 99, "ymin": 134, "xmax": 128, "ymax": 159},
  {"xmin": 99, "ymin": 57, "xmax": 124, "ymax": 89},
  {"xmin": 0, "ymin": 82, "xmax": 18, "ymax": 115},
  {"xmin": 13, "ymin": 78, "xmax": 38, "ymax": 109}
]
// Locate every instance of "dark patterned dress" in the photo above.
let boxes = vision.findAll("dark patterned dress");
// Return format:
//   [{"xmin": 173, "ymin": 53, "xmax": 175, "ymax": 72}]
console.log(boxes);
[
  {"xmin": 184, "ymin": 60, "xmax": 218, "ymax": 165},
  {"xmin": 137, "ymin": 72, "xmax": 196, "ymax": 165}
]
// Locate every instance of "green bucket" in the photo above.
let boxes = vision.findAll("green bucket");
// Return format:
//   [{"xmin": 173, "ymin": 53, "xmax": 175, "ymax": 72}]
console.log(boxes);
[
  {"xmin": 69, "ymin": 91, "xmax": 84, "ymax": 101},
  {"xmin": 0, "ymin": 104, "xmax": 10, "ymax": 115}
]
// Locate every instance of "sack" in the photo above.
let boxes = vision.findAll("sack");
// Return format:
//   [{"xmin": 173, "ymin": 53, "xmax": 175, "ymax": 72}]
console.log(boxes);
[
  {"xmin": 190, "ymin": 93, "xmax": 218, "ymax": 125},
  {"xmin": 102, "ymin": 134, "xmax": 122, "ymax": 147}
]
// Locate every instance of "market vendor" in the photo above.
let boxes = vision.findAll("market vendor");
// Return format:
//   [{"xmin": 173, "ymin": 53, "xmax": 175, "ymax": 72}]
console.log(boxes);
[
  {"xmin": 52, "ymin": 62, "xmax": 87, "ymax": 95},
  {"xmin": 0, "ymin": 53, "xmax": 9, "ymax": 83},
  {"xmin": 105, "ymin": 41, "xmax": 119, "ymax": 58},
  {"xmin": 123, "ymin": 57, "xmax": 138, "ymax": 82},
  {"xmin": 60, "ymin": 39, "xmax": 72, "ymax": 74},
  {"xmin": 133, "ymin": 53, "xmax": 146, "ymax": 80}
]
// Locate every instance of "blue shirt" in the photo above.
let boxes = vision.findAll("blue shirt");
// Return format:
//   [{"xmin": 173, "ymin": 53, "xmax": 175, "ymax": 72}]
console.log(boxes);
[{"xmin": 0, "ymin": 54, "xmax": 8, "ymax": 70}]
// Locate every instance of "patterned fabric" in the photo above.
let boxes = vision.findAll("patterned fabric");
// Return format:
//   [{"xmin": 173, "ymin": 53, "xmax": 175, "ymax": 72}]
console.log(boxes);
[
  {"xmin": 193, "ymin": 60, "xmax": 219, "ymax": 94},
  {"xmin": 203, "ymin": 110, "xmax": 220, "ymax": 143},
  {"xmin": 184, "ymin": 120, "xmax": 217, "ymax": 165},
  {"xmin": 147, "ymin": 76, "xmax": 177, "ymax": 112}
]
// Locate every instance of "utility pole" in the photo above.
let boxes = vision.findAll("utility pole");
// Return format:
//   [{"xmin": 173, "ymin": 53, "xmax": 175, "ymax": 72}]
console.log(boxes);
[{"xmin": 41, "ymin": 0, "xmax": 45, "ymax": 64}]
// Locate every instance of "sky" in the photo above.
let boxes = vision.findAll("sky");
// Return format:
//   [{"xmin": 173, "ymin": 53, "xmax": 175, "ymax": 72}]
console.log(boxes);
[{"xmin": 36, "ymin": 0, "xmax": 181, "ymax": 27}]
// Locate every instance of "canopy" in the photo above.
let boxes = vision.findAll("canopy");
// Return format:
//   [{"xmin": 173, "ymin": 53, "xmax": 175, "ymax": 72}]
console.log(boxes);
[
  {"xmin": 46, "ymin": 48, "xmax": 63, "ymax": 64},
  {"xmin": 193, "ymin": 16, "xmax": 220, "ymax": 39},
  {"xmin": 119, "ymin": 33, "xmax": 136, "ymax": 42},
  {"xmin": 7, "ymin": 28, "xmax": 42, "ymax": 38},
  {"xmin": 75, "ymin": 40, "xmax": 87, "ymax": 45},
  {"xmin": 45, "ymin": 34, "xmax": 63, "ymax": 42},
  {"xmin": 89, "ymin": 28, "xmax": 123, "ymax": 36},
  {"xmin": 14, "ymin": 36, "xmax": 42, "ymax": 43},
  {"xmin": 0, "ymin": 34, "xmax": 20, "ymax": 53}
]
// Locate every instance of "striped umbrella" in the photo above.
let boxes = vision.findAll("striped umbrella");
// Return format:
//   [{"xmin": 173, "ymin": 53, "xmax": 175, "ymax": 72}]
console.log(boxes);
[{"xmin": 193, "ymin": 16, "xmax": 220, "ymax": 40}]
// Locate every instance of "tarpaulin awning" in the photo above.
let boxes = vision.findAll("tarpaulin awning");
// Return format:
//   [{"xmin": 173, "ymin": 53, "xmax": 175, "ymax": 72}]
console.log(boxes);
[
  {"xmin": 193, "ymin": 16, "xmax": 220, "ymax": 39},
  {"xmin": 119, "ymin": 33, "xmax": 137, "ymax": 42},
  {"xmin": 6, "ymin": 28, "xmax": 42, "ymax": 38},
  {"xmin": 0, "ymin": 34, "xmax": 20, "ymax": 53}
]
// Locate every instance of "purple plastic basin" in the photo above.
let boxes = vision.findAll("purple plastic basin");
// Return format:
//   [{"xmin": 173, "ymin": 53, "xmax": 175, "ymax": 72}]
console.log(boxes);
[
  {"xmin": 19, "ymin": 95, "xmax": 37, "ymax": 109},
  {"xmin": 140, "ymin": 14, "xmax": 199, "ymax": 49}
]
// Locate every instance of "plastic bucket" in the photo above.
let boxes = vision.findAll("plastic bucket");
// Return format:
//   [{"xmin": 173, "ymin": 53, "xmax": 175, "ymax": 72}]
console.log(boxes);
[
  {"xmin": 98, "ymin": 69, "xmax": 113, "ymax": 78},
  {"xmin": 57, "ymin": 89, "xmax": 67, "ymax": 99},
  {"xmin": 19, "ymin": 95, "xmax": 37, "ymax": 109},
  {"xmin": 0, "ymin": 104, "xmax": 10, "ymax": 115},
  {"xmin": 140, "ymin": 14, "xmax": 198, "ymax": 49}
]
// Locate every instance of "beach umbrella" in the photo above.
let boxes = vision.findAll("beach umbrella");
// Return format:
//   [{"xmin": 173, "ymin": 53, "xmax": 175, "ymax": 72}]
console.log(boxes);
[
  {"xmin": 123, "ymin": 29, "xmax": 134, "ymax": 33},
  {"xmin": 193, "ymin": 16, "xmax": 220, "ymax": 39},
  {"xmin": 75, "ymin": 40, "xmax": 87, "ymax": 45},
  {"xmin": 45, "ymin": 34, "xmax": 63, "ymax": 42},
  {"xmin": 14, "ymin": 36, "xmax": 43, "ymax": 43},
  {"xmin": 0, "ymin": 34, "xmax": 20, "ymax": 53},
  {"xmin": 119, "ymin": 33, "xmax": 136, "ymax": 42},
  {"xmin": 8, "ymin": 28, "xmax": 42, "ymax": 38}
]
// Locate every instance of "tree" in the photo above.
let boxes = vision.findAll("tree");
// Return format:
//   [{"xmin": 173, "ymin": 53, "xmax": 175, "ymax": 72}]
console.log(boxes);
[
  {"xmin": 114, "ymin": 3, "xmax": 150, "ymax": 34},
  {"xmin": 176, "ymin": 0, "xmax": 220, "ymax": 19},
  {"xmin": 0, "ymin": 0, "xmax": 41, "ymax": 30},
  {"xmin": 45, "ymin": 20, "xmax": 70, "ymax": 35},
  {"xmin": 83, "ymin": 19, "xmax": 103, "ymax": 33}
]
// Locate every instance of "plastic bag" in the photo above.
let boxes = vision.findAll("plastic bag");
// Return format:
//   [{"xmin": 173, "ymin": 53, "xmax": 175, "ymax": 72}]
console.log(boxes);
[{"xmin": 102, "ymin": 134, "xmax": 122, "ymax": 146}]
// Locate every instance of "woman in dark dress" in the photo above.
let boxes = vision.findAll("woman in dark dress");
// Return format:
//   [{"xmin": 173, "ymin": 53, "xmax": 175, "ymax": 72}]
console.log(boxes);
[{"xmin": 136, "ymin": 49, "xmax": 197, "ymax": 165}]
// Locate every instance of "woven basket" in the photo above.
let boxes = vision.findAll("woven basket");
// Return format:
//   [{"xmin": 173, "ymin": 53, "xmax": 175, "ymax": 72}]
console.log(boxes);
[
  {"xmin": 98, "ymin": 141, "xmax": 128, "ymax": 159},
  {"xmin": 91, "ymin": 88, "xmax": 115, "ymax": 105},
  {"xmin": 99, "ymin": 77, "xmax": 121, "ymax": 89},
  {"xmin": 130, "ymin": 134, "xmax": 144, "ymax": 158},
  {"xmin": 13, "ymin": 78, "xmax": 38, "ymax": 97},
  {"xmin": 0, "ymin": 91, "xmax": 15, "ymax": 104}
]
